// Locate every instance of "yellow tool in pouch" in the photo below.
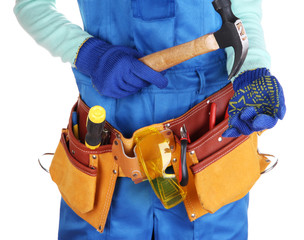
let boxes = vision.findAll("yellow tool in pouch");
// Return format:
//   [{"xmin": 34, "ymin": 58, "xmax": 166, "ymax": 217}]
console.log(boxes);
[
  {"xmin": 85, "ymin": 105, "xmax": 106, "ymax": 150},
  {"xmin": 133, "ymin": 127, "xmax": 186, "ymax": 209}
]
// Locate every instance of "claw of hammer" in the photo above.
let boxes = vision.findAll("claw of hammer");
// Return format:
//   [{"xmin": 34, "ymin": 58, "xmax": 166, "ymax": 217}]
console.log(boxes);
[
  {"xmin": 139, "ymin": 0, "xmax": 248, "ymax": 80},
  {"xmin": 213, "ymin": 0, "xmax": 249, "ymax": 79}
]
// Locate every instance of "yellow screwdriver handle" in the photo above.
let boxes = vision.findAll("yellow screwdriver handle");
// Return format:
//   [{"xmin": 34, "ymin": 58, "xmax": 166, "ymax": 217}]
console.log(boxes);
[{"xmin": 85, "ymin": 106, "xmax": 106, "ymax": 150}]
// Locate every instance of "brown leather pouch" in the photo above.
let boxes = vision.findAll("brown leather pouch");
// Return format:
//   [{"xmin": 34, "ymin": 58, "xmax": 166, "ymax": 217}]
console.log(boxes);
[
  {"xmin": 188, "ymin": 119, "xmax": 270, "ymax": 214},
  {"xmin": 49, "ymin": 103, "xmax": 119, "ymax": 233},
  {"xmin": 50, "ymin": 129, "xmax": 98, "ymax": 213},
  {"xmin": 162, "ymin": 84, "xmax": 271, "ymax": 220}
]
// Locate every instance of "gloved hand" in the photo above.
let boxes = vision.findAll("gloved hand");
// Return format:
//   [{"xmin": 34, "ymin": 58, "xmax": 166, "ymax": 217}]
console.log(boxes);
[
  {"xmin": 223, "ymin": 68, "xmax": 286, "ymax": 138},
  {"xmin": 75, "ymin": 38, "xmax": 168, "ymax": 98}
]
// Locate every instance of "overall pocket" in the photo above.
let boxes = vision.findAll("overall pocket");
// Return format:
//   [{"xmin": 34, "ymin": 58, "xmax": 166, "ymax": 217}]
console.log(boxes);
[
  {"xmin": 49, "ymin": 130, "xmax": 97, "ymax": 213},
  {"xmin": 131, "ymin": 0, "xmax": 175, "ymax": 55},
  {"xmin": 132, "ymin": 0, "xmax": 175, "ymax": 20}
]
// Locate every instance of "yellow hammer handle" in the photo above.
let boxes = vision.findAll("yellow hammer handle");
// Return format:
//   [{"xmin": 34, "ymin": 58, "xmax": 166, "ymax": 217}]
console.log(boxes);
[{"xmin": 139, "ymin": 33, "xmax": 219, "ymax": 72}]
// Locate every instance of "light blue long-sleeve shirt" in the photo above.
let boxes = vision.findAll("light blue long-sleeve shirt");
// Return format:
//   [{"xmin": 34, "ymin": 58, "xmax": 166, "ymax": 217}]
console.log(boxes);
[
  {"xmin": 14, "ymin": 0, "xmax": 270, "ymax": 75},
  {"xmin": 14, "ymin": 0, "xmax": 92, "ymax": 66}
]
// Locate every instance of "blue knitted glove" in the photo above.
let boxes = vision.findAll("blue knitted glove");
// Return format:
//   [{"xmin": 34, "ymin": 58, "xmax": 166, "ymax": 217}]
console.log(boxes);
[
  {"xmin": 223, "ymin": 68, "xmax": 286, "ymax": 137},
  {"xmin": 75, "ymin": 38, "xmax": 168, "ymax": 98}
]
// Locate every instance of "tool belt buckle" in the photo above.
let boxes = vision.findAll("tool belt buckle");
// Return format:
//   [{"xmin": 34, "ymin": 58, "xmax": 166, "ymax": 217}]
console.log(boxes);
[{"xmin": 112, "ymin": 128, "xmax": 176, "ymax": 181}]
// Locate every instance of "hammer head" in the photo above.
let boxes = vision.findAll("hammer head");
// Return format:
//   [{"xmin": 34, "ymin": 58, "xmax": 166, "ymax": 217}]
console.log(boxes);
[{"xmin": 212, "ymin": 0, "xmax": 249, "ymax": 79}]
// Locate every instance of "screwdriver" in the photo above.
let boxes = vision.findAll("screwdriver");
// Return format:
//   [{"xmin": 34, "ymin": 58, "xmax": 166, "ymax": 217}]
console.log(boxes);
[
  {"xmin": 72, "ymin": 111, "xmax": 79, "ymax": 140},
  {"xmin": 85, "ymin": 105, "xmax": 106, "ymax": 150}
]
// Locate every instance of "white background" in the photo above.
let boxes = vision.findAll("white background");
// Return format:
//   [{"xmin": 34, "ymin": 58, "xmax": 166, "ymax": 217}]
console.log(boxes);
[{"xmin": 1, "ymin": 0, "xmax": 303, "ymax": 239}]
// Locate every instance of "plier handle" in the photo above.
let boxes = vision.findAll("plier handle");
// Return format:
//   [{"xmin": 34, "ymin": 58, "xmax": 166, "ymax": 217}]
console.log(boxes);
[{"xmin": 179, "ymin": 124, "xmax": 190, "ymax": 186}]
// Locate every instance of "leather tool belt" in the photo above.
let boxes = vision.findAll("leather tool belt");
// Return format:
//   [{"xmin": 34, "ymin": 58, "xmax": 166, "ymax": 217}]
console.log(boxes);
[{"xmin": 49, "ymin": 83, "xmax": 271, "ymax": 233}]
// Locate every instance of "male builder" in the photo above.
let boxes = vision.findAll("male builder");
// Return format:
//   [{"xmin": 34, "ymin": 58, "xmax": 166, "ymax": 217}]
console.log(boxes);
[{"xmin": 14, "ymin": 0, "xmax": 285, "ymax": 239}]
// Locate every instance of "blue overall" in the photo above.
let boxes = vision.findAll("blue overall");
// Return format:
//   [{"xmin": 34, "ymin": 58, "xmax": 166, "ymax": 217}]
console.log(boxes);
[{"xmin": 59, "ymin": 0, "xmax": 249, "ymax": 239}]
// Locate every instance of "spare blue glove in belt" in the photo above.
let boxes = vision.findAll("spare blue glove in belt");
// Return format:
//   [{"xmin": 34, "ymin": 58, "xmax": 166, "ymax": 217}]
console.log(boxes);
[
  {"xmin": 75, "ymin": 38, "xmax": 168, "ymax": 98},
  {"xmin": 223, "ymin": 68, "xmax": 286, "ymax": 138}
]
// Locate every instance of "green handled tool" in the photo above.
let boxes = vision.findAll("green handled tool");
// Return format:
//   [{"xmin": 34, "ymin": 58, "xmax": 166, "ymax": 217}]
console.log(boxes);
[{"xmin": 85, "ymin": 105, "xmax": 106, "ymax": 150}]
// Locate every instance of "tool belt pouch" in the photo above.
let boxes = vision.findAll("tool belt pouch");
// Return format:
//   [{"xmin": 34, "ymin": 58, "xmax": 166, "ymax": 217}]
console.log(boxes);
[
  {"xmin": 160, "ymin": 83, "xmax": 271, "ymax": 218},
  {"xmin": 50, "ymin": 129, "xmax": 97, "ymax": 213},
  {"xmin": 49, "ymin": 103, "xmax": 118, "ymax": 232},
  {"xmin": 189, "ymin": 121, "xmax": 269, "ymax": 214}
]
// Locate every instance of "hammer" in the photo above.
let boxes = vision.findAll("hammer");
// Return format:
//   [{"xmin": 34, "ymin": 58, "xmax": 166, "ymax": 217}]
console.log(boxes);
[{"xmin": 139, "ymin": 0, "xmax": 248, "ymax": 79}]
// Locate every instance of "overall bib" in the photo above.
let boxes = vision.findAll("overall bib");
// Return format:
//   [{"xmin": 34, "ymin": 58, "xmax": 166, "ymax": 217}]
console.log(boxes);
[{"xmin": 59, "ymin": 0, "xmax": 249, "ymax": 239}]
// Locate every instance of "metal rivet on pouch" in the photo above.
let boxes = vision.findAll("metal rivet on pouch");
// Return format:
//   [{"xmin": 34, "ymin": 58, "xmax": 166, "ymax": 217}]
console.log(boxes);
[
  {"xmin": 165, "ymin": 123, "xmax": 171, "ymax": 128},
  {"xmin": 207, "ymin": 100, "xmax": 210, "ymax": 104},
  {"xmin": 113, "ymin": 170, "xmax": 117, "ymax": 174},
  {"xmin": 114, "ymin": 156, "xmax": 118, "ymax": 161},
  {"xmin": 190, "ymin": 151, "xmax": 195, "ymax": 155},
  {"xmin": 191, "ymin": 213, "xmax": 196, "ymax": 218},
  {"xmin": 218, "ymin": 137, "xmax": 223, "ymax": 142},
  {"xmin": 173, "ymin": 158, "xmax": 177, "ymax": 163},
  {"xmin": 72, "ymin": 150, "xmax": 75, "ymax": 154},
  {"xmin": 92, "ymin": 155, "xmax": 97, "ymax": 159}
]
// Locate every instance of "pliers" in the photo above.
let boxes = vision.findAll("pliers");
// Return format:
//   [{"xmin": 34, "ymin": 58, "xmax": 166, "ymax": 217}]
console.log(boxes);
[{"xmin": 179, "ymin": 124, "xmax": 190, "ymax": 186}]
